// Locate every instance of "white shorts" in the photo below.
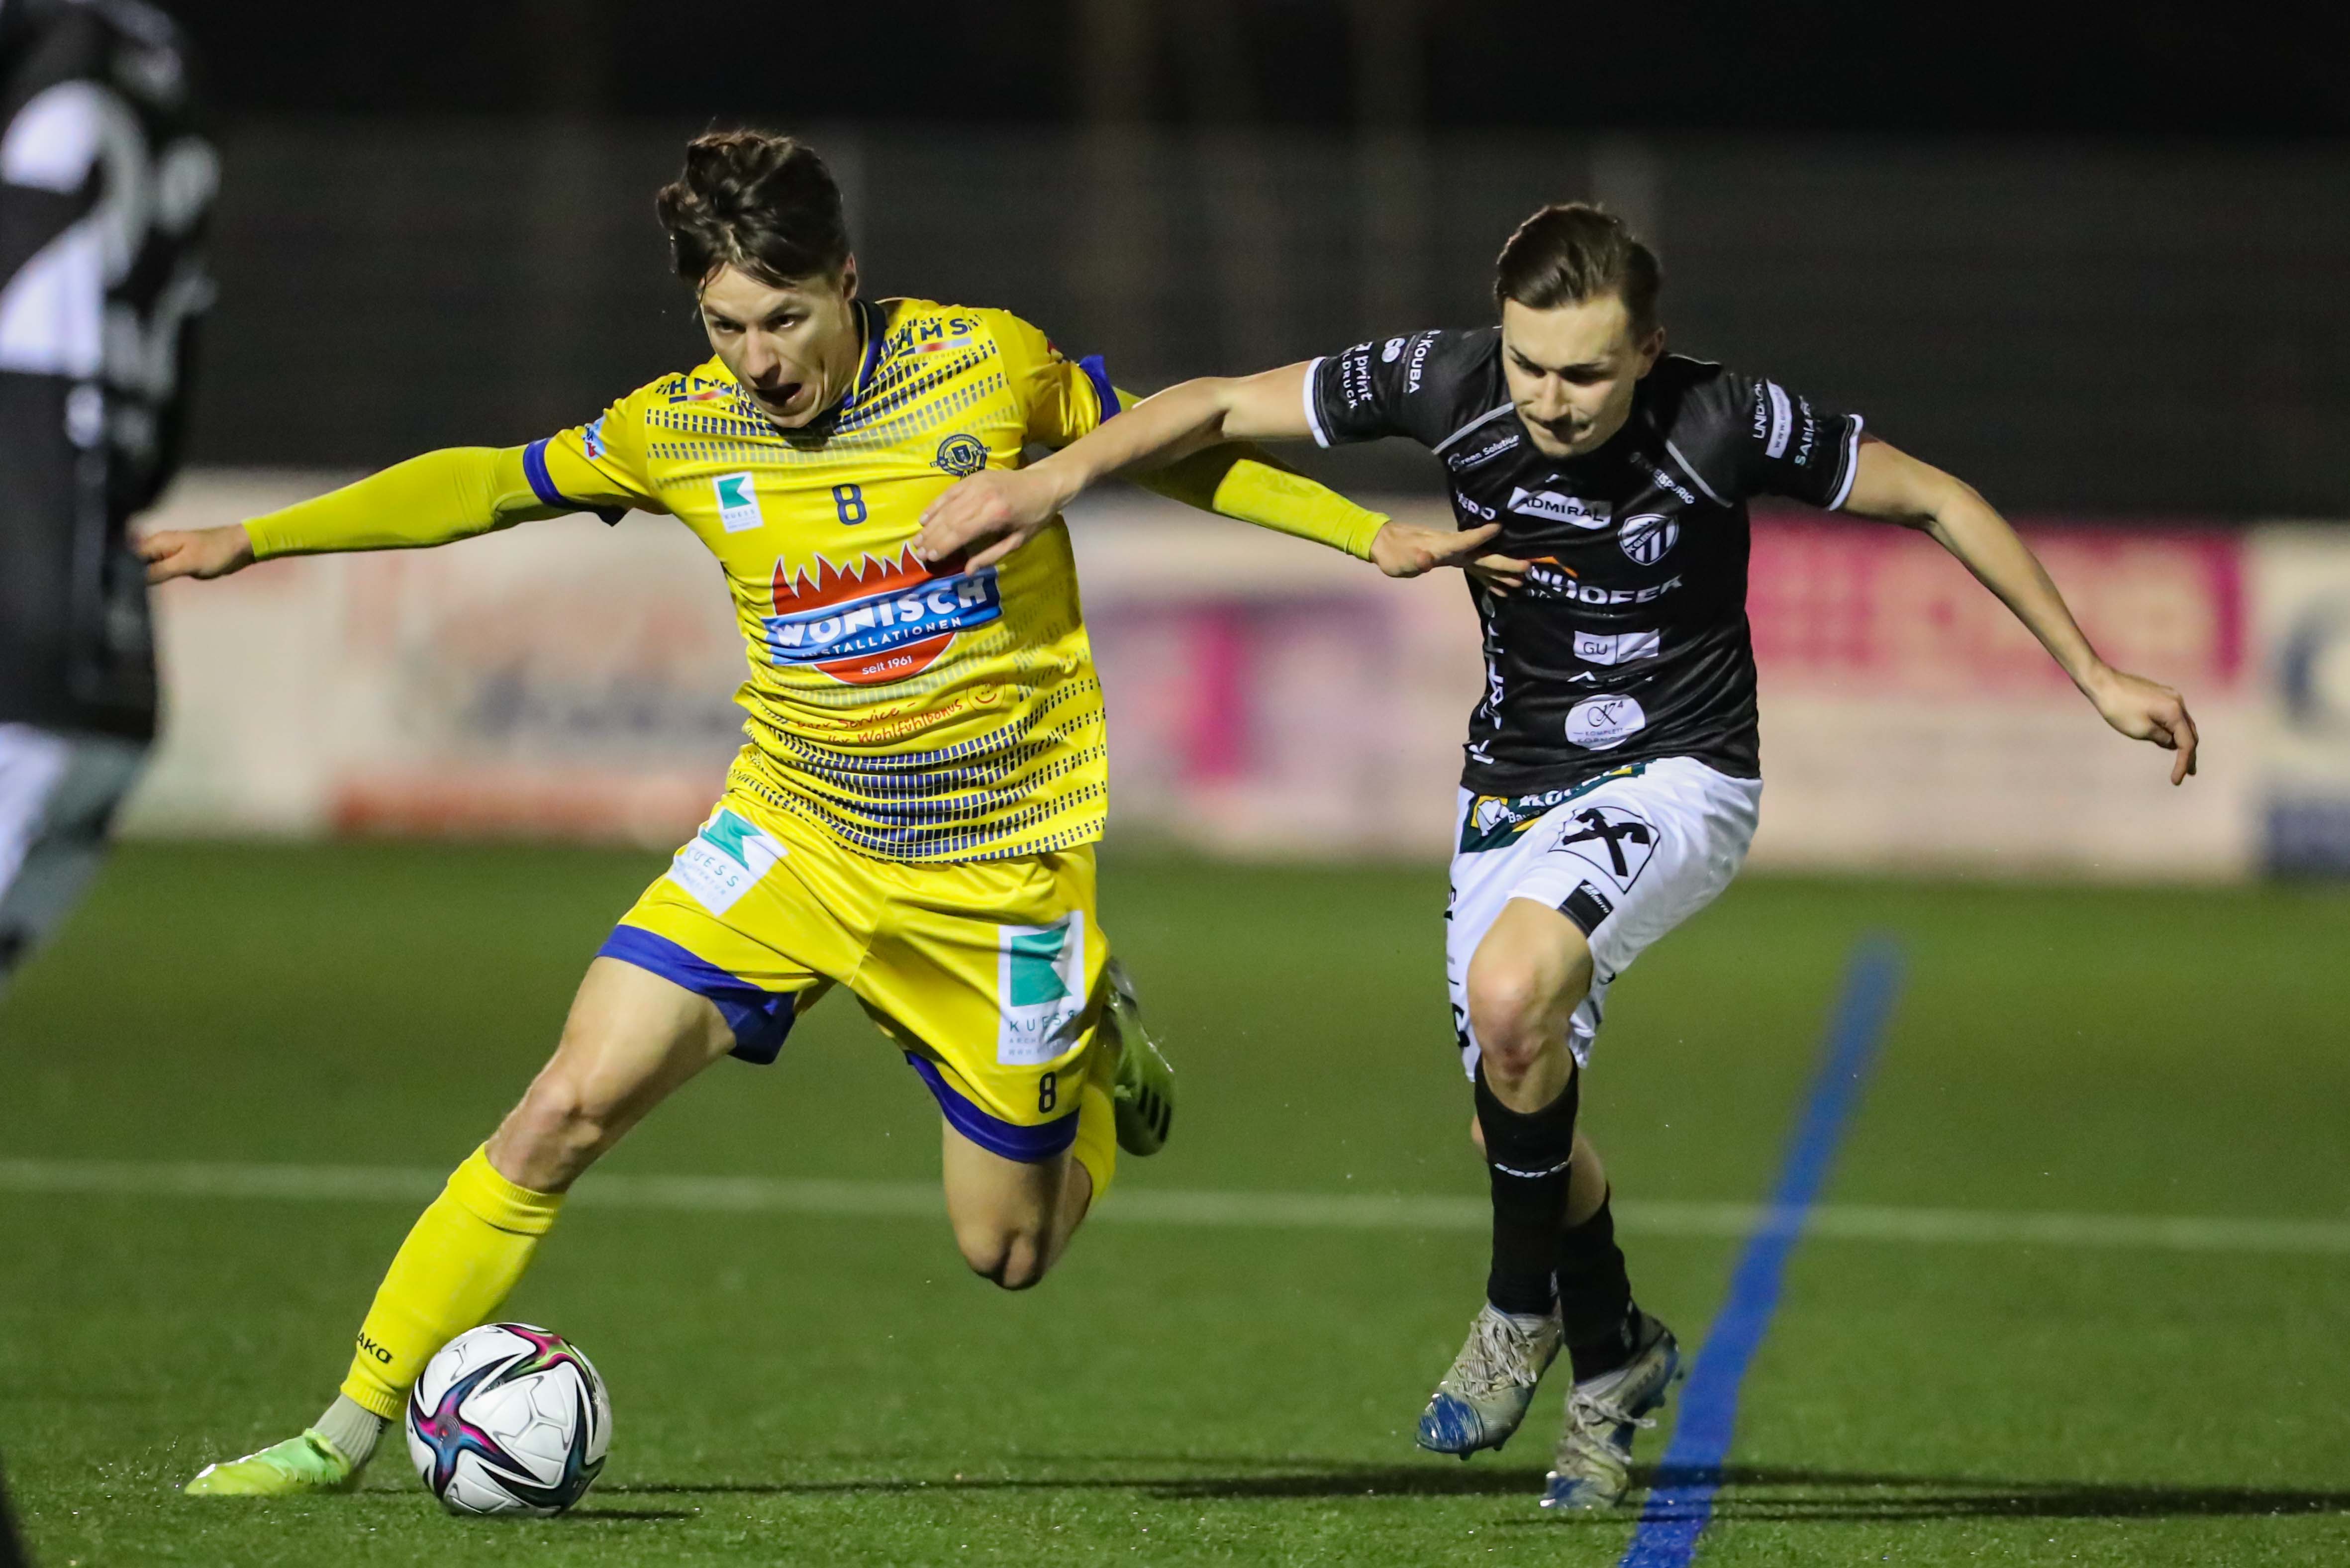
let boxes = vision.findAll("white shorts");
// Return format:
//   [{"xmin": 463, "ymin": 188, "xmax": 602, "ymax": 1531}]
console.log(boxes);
[
  {"xmin": 1446, "ymin": 756, "xmax": 1762, "ymax": 1076},
  {"xmin": 0, "ymin": 723, "xmax": 147, "ymax": 990}
]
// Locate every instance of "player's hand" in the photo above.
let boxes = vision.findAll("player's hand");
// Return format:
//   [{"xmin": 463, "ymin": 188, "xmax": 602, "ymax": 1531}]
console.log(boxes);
[
  {"xmin": 138, "ymin": 524, "xmax": 255, "ymax": 583},
  {"xmin": 1464, "ymin": 551, "xmax": 1529, "ymax": 595},
  {"xmin": 1368, "ymin": 520, "xmax": 1518, "ymax": 581},
  {"xmin": 2087, "ymin": 666, "xmax": 2200, "ymax": 785},
  {"xmin": 915, "ymin": 468, "xmax": 1066, "ymax": 572}
]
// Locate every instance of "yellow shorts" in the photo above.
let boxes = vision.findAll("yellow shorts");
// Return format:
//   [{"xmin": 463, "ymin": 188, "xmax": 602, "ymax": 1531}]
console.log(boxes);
[{"xmin": 595, "ymin": 788, "xmax": 1116, "ymax": 1196}]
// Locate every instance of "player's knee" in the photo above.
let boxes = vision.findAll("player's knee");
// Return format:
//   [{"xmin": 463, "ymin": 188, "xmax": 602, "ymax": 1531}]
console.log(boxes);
[
  {"xmin": 1466, "ymin": 961, "xmax": 1553, "ymax": 1078},
  {"xmin": 955, "ymin": 1221, "xmax": 1051, "ymax": 1291},
  {"xmin": 501, "ymin": 1068, "xmax": 618, "ymax": 1179}
]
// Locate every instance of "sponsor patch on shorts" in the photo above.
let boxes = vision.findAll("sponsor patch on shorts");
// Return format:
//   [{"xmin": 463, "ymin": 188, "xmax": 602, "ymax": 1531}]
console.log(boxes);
[
  {"xmin": 1547, "ymin": 804, "xmax": 1659, "ymax": 890},
  {"xmin": 666, "ymin": 807, "xmax": 786, "ymax": 913},
  {"xmin": 997, "ymin": 911, "xmax": 1087, "ymax": 1067}
]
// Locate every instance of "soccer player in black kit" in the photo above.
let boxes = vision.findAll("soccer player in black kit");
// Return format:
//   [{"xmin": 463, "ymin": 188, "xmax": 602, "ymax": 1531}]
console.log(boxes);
[
  {"xmin": 915, "ymin": 203, "xmax": 2198, "ymax": 1515},
  {"xmin": 1, "ymin": 7, "xmax": 211, "ymax": 1559}
]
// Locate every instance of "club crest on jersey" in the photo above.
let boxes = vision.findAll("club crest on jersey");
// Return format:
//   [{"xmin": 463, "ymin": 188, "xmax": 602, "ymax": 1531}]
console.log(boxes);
[
  {"xmin": 933, "ymin": 432, "xmax": 988, "ymax": 477},
  {"xmin": 765, "ymin": 544, "xmax": 1001, "ymax": 686},
  {"xmin": 1620, "ymin": 513, "xmax": 1679, "ymax": 564},
  {"xmin": 1508, "ymin": 489, "xmax": 1612, "ymax": 529}
]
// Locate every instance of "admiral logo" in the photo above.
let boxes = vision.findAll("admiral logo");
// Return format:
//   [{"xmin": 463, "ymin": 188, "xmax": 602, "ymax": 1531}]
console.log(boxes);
[
  {"xmin": 934, "ymin": 432, "xmax": 987, "ymax": 477},
  {"xmin": 1405, "ymin": 331, "xmax": 1436, "ymax": 393},
  {"xmin": 1381, "ymin": 336, "xmax": 1407, "ymax": 363},
  {"xmin": 1619, "ymin": 513, "xmax": 1679, "ymax": 565},
  {"xmin": 714, "ymin": 472, "xmax": 763, "ymax": 533},
  {"xmin": 582, "ymin": 415, "xmax": 608, "ymax": 462},
  {"xmin": 1508, "ymin": 488, "xmax": 1612, "ymax": 530},
  {"xmin": 765, "ymin": 544, "xmax": 1001, "ymax": 685}
]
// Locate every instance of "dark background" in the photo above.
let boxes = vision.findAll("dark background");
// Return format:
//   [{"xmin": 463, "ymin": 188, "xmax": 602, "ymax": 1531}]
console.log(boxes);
[{"xmin": 179, "ymin": 1, "xmax": 2350, "ymax": 515}]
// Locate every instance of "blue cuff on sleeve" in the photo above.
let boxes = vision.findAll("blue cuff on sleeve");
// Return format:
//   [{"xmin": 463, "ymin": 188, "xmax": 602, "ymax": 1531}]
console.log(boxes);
[
  {"xmin": 523, "ymin": 438, "xmax": 626, "ymax": 525},
  {"xmin": 1076, "ymin": 355, "xmax": 1119, "ymax": 422}
]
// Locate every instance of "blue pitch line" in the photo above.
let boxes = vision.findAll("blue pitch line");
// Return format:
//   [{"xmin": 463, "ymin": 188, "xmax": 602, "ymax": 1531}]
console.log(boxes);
[{"xmin": 1617, "ymin": 938, "xmax": 1906, "ymax": 1568}]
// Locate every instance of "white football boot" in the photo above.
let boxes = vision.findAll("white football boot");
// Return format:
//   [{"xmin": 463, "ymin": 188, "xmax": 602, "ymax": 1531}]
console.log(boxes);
[
  {"xmin": 1415, "ymin": 1301, "xmax": 1564, "ymax": 1456},
  {"xmin": 1541, "ymin": 1311, "xmax": 1682, "ymax": 1511}
]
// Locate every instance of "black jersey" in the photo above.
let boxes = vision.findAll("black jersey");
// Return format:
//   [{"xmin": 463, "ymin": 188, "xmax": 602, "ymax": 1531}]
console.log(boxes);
[
  {"xmin": 1307, "ymin": 330, "xmax": 1863, "ymax": 794},
  {"xmin": 0, "ymin": 0, "xmax": 211, "ymax": 741}
]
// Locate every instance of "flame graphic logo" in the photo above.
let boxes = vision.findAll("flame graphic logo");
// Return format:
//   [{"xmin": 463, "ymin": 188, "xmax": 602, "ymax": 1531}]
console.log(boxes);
[{"xmin": 765, "ymin": 543, "xmax": 1002, "ymax": 686}]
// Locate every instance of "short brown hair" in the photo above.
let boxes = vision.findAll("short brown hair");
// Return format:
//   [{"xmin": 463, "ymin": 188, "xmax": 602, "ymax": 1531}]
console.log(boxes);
[
  {"xmin": 1493, "ymin": 203, "xmax": 1662, "ymax": 336},
  {"xmin": 656, "ymin": 130, "xmax": 851, "ymax": 289}
]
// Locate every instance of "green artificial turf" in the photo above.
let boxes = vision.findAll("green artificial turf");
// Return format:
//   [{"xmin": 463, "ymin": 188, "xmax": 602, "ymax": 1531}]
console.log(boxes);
[{"xmin": 2, "ymin": 844, "xmax": 2348, "ymax": 1565}]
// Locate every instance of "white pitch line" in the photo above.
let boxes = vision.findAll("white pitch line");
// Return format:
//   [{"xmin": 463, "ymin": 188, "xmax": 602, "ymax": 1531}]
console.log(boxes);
[{"xmin": 1, "ymin": 1158, "xmax": 2347, "ymax": 1257}]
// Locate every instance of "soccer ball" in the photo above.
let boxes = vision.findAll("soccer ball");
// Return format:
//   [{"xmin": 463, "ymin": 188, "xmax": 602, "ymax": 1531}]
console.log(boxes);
[{"xmin": 405, "ymin": 1322, "xmax": 610, "ymax": 1516}]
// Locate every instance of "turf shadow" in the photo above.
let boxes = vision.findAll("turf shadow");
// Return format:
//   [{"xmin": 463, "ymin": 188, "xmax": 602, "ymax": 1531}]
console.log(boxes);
[{"xmin": 607, "ymin": 1461, "xmax": 2350, "ymax": 1519}]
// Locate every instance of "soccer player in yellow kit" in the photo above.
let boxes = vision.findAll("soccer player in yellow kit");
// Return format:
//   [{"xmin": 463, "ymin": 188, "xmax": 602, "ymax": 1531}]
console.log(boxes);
[{"xmin": 147, "ymin": 130, "xmax": 1491, "ymax": 1496}]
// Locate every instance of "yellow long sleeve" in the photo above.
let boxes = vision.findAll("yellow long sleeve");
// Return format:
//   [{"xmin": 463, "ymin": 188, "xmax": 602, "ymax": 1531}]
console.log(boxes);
[
  {"xmin": 1105, "ymin": 386, "xmax": 1387, "ymax": 561},
  {"xmin": 1135, "ymin": 446, "xmax": 1390, "ymax": 561},
  {"xmin": 241, "ymin": 446, "xmax": 567, "ymax": 561}
]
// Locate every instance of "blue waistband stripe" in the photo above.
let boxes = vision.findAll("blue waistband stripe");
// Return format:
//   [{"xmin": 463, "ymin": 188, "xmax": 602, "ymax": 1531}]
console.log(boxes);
[
  {"xmin": 903, "ymin": 1053, "xmax": 1077, "ymax": 1162},
  {"xmin": 1617, "ymin": 938, "xmax": 1904, "ymax": 1568},
  {"xmin": 595, "ymin": 924, "xmax": 795, "ymax": 1065}
]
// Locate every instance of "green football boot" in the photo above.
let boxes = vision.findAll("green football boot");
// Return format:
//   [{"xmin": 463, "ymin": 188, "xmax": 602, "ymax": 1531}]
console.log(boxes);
[
  {"xmin": 1103, "ymin": 957, "xmax": 1174, "ymax": 1156},
  {"xmin": 184, "ymin": 1429, "xmax": 360, "ymax": 1497}
]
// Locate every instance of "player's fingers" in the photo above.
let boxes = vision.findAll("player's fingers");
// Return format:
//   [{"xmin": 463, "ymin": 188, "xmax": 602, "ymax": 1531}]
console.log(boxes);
[
  {"xmin": 966, "ymin": 527, "xmax": 1031, "ymax": 572},
  {"xmin": 1438, "ymin": 522, "xmax": 1504, "ymax": 559},
  {"xmin": 2171, "ymin": 703, "xmax": 2200, "ymax": 784}
]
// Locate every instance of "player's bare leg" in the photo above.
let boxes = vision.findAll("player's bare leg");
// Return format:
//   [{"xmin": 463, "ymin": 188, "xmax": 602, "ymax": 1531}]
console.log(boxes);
[
  {"xmin": 940, "ymin": 1125, "xmax": 1095, "ymax": 1290},
  {"xmin": 187, "ymin": 960, "xmax": 735, "ymax": 1498}
]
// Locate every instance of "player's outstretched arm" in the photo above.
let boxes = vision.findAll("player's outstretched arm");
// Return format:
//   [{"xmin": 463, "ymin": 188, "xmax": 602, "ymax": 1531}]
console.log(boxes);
[
  {"xmin": 1840, "ymin": 438, "xmax": 2199, "ymax": 784},
  {"xmin": 915, "ymin": 365, "xmax": 1502, "ymax": 576},
  {"xmin": 140, "ymin": 446, "xmax": 589, "ymax": 585}
]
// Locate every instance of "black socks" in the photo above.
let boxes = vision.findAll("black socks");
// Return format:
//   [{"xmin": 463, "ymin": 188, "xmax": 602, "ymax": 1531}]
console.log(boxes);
[
  {"xmin": 1474, "ymin": 1060, "xmax": 1642, "ymax": 1374},
  {"xmin": 1559, "ymin": 1190, "xmax": 1640, "ymax": 1381},
  {"xmin": 1473, "ymin": 1059, "xmax": 1579, "ymax": 1317}
]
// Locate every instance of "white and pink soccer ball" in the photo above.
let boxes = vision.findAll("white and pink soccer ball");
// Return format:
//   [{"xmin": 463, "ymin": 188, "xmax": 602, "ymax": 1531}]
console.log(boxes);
[{"xmin": 405, "ymin": 1322, "xmax": 610, "ymax": 1516}]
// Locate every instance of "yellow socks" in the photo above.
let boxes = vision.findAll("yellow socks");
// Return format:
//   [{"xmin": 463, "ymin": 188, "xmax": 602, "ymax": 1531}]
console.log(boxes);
[{"xmin": 338, "ymin": 1146, "xmax": 565, "ymax": 1420}]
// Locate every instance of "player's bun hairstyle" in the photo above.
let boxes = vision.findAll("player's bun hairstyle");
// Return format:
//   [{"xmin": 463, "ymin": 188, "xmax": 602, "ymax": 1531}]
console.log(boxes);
[
  {"xmin": 657, "ymin": 130, "xmax": 852, "ymax": 289},
  {"xmin": 1493, "ymin": 203, "xmax": 1662, "ymax": 337}
]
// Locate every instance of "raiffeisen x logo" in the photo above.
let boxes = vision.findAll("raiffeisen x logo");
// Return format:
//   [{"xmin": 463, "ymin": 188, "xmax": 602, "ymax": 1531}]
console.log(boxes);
[{"xmin": 764, "ymin": 544, "xmax": 1002, "ymax": 686}]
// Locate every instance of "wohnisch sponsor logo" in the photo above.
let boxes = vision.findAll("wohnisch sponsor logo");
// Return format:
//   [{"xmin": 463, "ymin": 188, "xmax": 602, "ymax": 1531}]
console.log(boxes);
[{"xmin": 765, "ymin": 544, "xmax": 1001, "ymax": 686}]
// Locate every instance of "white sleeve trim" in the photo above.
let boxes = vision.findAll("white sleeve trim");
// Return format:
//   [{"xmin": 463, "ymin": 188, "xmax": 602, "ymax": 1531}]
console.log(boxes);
[
  {"xmin": 1301, "ymin": 357, "xmax": 1332, "ymax": 448},
  {"xmin": 1827, "ymin": 415, "xmax": 1866, "ymax": 511},
  {"xmin": 1432, "ymin": 401, "xmax": 1515, "ymax": 456}
]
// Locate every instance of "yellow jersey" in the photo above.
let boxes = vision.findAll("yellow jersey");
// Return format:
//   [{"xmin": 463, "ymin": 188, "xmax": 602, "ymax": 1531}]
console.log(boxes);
[{"xmin": 528, "ymin": 298, "xmax": 1122, "ymax": 863}]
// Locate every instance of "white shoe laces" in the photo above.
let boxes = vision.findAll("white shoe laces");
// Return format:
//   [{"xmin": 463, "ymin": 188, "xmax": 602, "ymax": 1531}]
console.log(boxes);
[{"xmin": 1449, "ymin": 1309, "xmax": 1552, "ymax": 1398}]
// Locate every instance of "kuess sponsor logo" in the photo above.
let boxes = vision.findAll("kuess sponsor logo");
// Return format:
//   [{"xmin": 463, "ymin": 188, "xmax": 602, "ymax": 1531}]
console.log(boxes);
[{"xmin": 765, "ymin": 544, "xmax": 1001, "ymax": 685}]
